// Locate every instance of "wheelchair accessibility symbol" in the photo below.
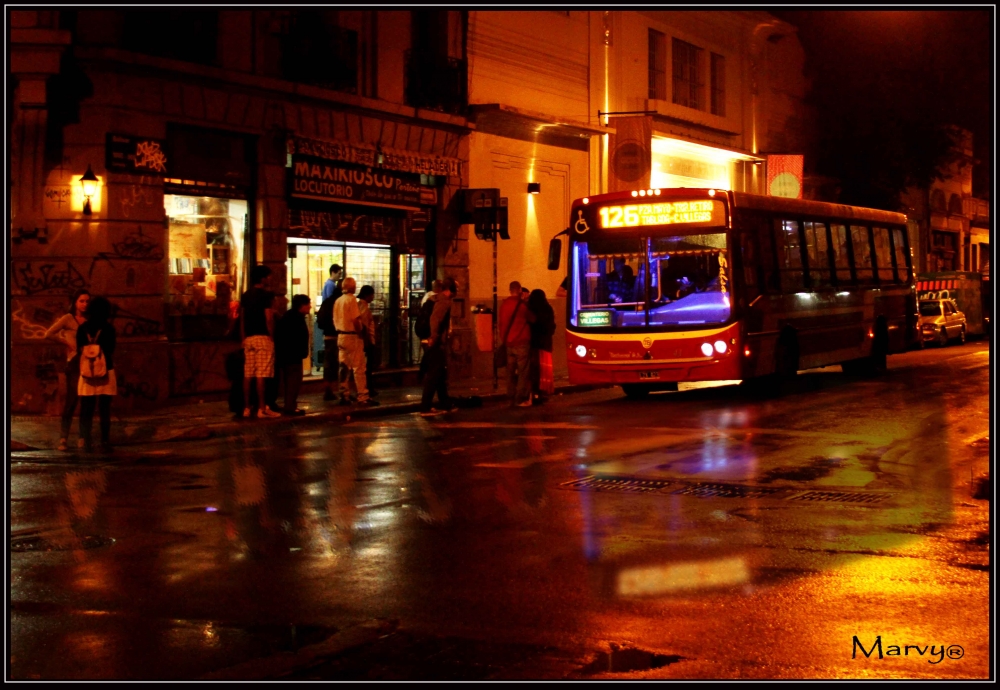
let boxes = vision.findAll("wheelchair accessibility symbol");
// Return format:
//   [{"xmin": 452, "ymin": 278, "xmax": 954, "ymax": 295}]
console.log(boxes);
[{"xmin": 574, "ymin": 210, "xmax": 590, "ymax": 234}]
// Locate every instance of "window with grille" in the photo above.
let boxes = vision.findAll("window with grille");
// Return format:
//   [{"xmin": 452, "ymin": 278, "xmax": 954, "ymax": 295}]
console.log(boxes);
[
  {"xmin": 648, "ymin": 29, "xmax": 666, "ymax": 100},
  {"xmin": 672, "ymin": 38, "xmax": 704, "ymax": 110},
  {"xmin": 710, "ymin": 53, "xmax": 725, "ymax": 116}
]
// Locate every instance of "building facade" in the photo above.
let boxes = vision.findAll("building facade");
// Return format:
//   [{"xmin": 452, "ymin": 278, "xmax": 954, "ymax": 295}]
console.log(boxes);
[
  {"xmin": 901, "ymin": 127, "xmax": 991, "ymax": 278},
  {"xmin": 10, "ymin": 9, "xmax": 813, "ymax": 412}
]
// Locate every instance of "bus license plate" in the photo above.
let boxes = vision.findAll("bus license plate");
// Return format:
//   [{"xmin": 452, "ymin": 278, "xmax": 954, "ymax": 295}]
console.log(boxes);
[{"xmin": 639, "ymin": 371, "xmax": 660, "ymax": 380}]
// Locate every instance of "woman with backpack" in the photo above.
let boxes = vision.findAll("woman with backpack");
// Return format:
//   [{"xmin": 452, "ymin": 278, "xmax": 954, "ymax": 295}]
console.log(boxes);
[
  {"xmin": 44, "ymin": 289, "xmax": 89, "ymax": 451},
  {"xmin": 76, "ymin": 296, "xmax": 117, "ymax": 453}
]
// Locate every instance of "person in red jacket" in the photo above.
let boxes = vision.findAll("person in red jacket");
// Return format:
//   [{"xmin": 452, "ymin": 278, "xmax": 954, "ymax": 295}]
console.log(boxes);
[{"xmin": 498, "ymin": 281, "xmax": 533, "ymax": 406}]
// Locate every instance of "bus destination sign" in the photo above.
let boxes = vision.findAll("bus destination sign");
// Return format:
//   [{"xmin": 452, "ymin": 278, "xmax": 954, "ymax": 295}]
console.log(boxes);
[
  {"xmin": 597, "ymin": 199, "xmax": 724, "ymax": 230},
  {"xmin": 579, "ymin": 310, "xmax": 612, "ymax": 327}
]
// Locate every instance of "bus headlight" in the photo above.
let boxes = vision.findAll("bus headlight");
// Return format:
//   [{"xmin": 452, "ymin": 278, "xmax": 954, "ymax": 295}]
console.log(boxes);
[
  {"xmin": 714, "ymin": 340, "xmax": 728, "ymax": 354},
  {"xmin": 700, "ymin": 343, "xmax": 714, "ymax": 357},
  {"xmin": 575, "ymin": 345, "xmax": 588, "ymax": 358}
]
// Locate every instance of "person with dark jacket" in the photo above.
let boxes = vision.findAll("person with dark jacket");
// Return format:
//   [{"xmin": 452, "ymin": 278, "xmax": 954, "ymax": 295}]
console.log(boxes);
[
  {"xmin": 75, "ymin": 296, "xmax": 117, "ymax": 453},
  {"xmin": 275, "ymin": 294, "xmax": 311, "ymax": 415},
  {"xmin": 528, "ymin": 289, "xmax": 557, "ymax": 403},
  {"xmin": 419, "ymin": 277, "xmax": 457, "ymax": 416}
]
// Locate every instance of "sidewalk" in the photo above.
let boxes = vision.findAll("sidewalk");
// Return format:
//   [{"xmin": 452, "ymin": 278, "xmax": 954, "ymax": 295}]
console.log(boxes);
[{"xmin": 10, "ymin": 376, "xmax": 600, "ymax": 452}]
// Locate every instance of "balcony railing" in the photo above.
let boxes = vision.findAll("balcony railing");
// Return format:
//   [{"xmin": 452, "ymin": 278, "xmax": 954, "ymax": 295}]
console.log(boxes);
[
  {"xmin": 405, "ymin": 50, "xmax": 467, "ymax": 116},
  {"xmin": 281, "ymin": 23, "xmax": 358, "ymax": 94}
]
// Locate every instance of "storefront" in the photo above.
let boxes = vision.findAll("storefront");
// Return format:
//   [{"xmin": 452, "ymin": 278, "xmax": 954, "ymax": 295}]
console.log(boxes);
[{"xmin": 286, "ymin": 136, "xmax": 450, "ymax": 374}]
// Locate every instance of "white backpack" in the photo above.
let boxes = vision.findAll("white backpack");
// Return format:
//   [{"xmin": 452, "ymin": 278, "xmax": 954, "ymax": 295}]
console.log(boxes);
[{"xmin": 80, "ymin": 330, "xmax": 108, "ymax": 379}]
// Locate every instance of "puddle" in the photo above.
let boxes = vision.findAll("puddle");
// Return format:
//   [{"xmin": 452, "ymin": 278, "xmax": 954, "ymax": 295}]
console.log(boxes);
[
  {"xmin": 580, "ymin": 644, "xmax": 685, "ymax": 675},
  {"xmin": 758, "ymin": 456, "xmax": 843, "ymax": 483}
]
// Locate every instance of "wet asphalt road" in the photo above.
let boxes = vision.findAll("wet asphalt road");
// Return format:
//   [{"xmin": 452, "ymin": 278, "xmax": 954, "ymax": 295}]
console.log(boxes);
[{"xmin": 9, "ymin": 341, "xmax": 991, "ymax": 679}]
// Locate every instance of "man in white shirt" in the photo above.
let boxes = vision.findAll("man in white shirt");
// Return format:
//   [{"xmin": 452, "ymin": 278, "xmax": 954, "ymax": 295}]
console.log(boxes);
[{"xmin": 334, "ymin": 277, "xmax": 377, "ymax": 406}]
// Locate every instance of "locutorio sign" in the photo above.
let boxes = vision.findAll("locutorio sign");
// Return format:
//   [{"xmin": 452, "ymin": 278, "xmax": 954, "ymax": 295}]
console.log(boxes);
[{"xmin": 290, "ymin": 155, "xmax": 437, "ymax": 210}]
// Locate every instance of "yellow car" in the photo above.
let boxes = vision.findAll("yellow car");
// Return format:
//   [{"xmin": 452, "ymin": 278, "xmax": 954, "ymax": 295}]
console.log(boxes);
[{"xmin": 919, "ymin": 299, "xmax": 967, "ymax": 347}]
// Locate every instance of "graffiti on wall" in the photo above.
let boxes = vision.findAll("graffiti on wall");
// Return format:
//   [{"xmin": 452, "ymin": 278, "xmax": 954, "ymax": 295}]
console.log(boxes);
[
  {"xmin": 116, "ymin": 371, "xmax": 160, "ymax": 401},
  {"xmin": 110, "ymin": 303, "xmax": 162, "ymax": 338},
  {"xmin": 13, "ymin": 262, "xmax": 88, "ymax": 295},
  {"xmin": 12, "ymin": 300, "xmax": 52, "ymax": 340},
  {"xmin": 89, "ymin": 226, "xmax": 164, "ymax": 277}
]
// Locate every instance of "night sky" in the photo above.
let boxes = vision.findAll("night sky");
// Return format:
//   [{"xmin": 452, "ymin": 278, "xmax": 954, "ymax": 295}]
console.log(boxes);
[{"xmin": 772, "ymin": 9, "xmax": 993, "ymax": 201}]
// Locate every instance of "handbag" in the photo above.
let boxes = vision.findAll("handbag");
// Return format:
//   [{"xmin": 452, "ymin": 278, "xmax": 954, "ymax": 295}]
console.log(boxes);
[{"xmin": 494, "ymin": 302, "xmax": 523, "ymax": 369}]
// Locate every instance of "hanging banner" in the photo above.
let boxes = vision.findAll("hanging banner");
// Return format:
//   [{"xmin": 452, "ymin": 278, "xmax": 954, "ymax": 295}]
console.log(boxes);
[
  {"xmin": 290, "ymin": 155, "xmax": 437, "ymax": 210},
  {"xmin": 767, "ymin": 154, "xmax": 804, "ymax": 199},
  {"xmin": 608, "ymin": 116, "xmax": 652, "ymax": 192}
]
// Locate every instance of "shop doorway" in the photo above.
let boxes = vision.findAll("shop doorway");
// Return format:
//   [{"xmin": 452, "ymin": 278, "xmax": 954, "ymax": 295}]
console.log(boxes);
[{"xmin": 286, "ymin": 239, "xmax": 392, "ymax": 376}]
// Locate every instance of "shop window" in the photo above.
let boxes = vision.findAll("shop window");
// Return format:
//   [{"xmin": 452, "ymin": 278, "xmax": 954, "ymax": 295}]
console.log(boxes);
[
  {"xmin": 850, "ymin": 225, "xmax": 874, "ymax": 284},
  {"xmin": 774, "ymin": 218, "xmax": 804, "ymax": 293},
  {"xmin": 803, "ymin": 221, "xmax": 831, "ymax": 288},
  {"xmin": 710, "ymin": 53, "xmax": 725, "ymax": 117},
  {"xmin": 872, "ymin": 227, "xmax": 893, "ymax": 283},
  {"xmin": 830, "ymin": 223, "xmax": 852, "ymax": 284},
  {"xmin": 891, "ymin": 228, "xmax": 910, "ymax": 283},
  {"xmin": 672, "ymin": 38, "xmax": 704, "ymax": 111},
  {"xmin": 648, "ymin": 29, "xmax": 667, "ymax": 100},
  {"xmin": 166, "ymin": 195, "xmax": 246, "ymax": 315}
]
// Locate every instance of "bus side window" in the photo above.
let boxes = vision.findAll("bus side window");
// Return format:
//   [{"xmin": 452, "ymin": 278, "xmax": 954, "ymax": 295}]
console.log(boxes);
[
  {"xmin": 774, "ymin": 218, "xmax": 805, "ymax": 293},
  {"xmin": 803, "ymin": 221, "xmax": 831, "ymax": 288},
  {"xmin": 739, "ymin": 232, "xmax": 759, "ymax": 300},
  {"xmin": 830, "ymin": 223, "xmax": 852, "ymax": 285},
  {"xmin": 891, "ymin": 227, "xmax": 910, "ymax": 283},
  {"xmin": 850, "ymin": 225, "xmax": 874, "ymax": 284},
  {"xmin": 872, "ymin": 227, "xmax": 893, "ymax": 283}
]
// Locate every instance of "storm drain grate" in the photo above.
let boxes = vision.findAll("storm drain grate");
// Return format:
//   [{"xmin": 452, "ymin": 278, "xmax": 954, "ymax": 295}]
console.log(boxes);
[
  {"xmin": 561, "ymin": 476, "xmax": 674, "ymax": 493},
  {"xmin": 787, "ymin": 490, "xmax": 892, "ymax": 504},
  {"xmin": 673, "ymin": 482, "xmax": 786, "ymax": 499}
]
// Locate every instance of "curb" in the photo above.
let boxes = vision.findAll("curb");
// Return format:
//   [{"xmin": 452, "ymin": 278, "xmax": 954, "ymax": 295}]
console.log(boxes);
[{"xmin": 13, "ymin": 384, "xmax": 607, "ymax": 451}]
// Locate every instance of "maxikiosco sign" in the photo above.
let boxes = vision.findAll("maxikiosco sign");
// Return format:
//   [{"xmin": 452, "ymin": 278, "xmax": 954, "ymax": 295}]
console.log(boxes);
[{"xmin": 290, "ymin": 155, "xmax": 436, "ymax": 210}]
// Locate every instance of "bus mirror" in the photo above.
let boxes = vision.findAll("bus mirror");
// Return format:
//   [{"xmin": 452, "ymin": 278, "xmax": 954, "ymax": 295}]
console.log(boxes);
[{"xmin": 548, "ymin": 237, "xmax": 562, "ymax": 270}]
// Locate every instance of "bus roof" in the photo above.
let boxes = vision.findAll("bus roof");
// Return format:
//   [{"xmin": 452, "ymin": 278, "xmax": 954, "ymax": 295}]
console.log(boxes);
[{"xmin": 731, "ymin": 192, "xmax": 907, "ymax": 226}]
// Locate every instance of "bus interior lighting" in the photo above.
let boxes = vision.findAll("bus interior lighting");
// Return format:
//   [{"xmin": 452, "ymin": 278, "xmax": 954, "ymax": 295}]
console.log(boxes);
[
  {"xmin": 700, "ymin": 343, "xmax": 715, "ymax": 357},
  {"xmin": 575, "ymin": 345, "xmax": 588, "ymax": 358},
  {"xmin": 714, "ymin": 340, "xmax": 727, "ymax": 354}
]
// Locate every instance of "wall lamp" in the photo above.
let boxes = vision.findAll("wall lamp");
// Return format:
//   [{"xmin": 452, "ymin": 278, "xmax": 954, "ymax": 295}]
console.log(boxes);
[
  {"xmin": 79, "ymin": 165, "xmax": 99, "ymax": 215},
  {"xmin": 527, "ymin": 182, "xmax": 541, "ymax": 195}
]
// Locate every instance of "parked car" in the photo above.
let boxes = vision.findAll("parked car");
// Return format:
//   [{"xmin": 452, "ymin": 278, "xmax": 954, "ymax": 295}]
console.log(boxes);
[{"xmin": 918, "ymin": 299, "xmax": 967, "ymax": 347}]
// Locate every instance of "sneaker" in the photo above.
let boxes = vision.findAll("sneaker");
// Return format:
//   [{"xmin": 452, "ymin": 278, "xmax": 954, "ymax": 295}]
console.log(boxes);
[
  {"xmin": 57, "ymin": 438, "xmax": 68, "ymax": 452},
  {"xmin": 517, "ymin": 399, "xmax": 533, "ymax": 407},
  {"xmin": 419, "ymin": 408, "xmax": 447, "ymax": 417},
  {"xmin": 242, "ymin": 408, "xmax": 253, "ymax": 419},
  {"xmin": 260, "ymin": 407, "xmax": 281, "ymax": 418}
]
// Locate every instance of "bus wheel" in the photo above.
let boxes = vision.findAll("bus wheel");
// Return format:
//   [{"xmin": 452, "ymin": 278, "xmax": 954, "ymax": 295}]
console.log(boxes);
[{"xmin": 621, "ymin": 384, "xmax": 651, "ymax": 399}]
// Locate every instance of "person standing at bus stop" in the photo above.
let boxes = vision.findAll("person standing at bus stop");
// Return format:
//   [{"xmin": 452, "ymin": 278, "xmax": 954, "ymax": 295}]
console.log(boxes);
[{"xmin": 498, "ymin": 281, "xmax": 533, "ymax": 407}]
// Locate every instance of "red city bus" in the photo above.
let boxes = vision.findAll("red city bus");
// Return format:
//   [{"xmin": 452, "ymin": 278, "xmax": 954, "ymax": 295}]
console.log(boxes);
[{"xmin": 549, "ymin": 188, "xmax": 917, "ymax": 397}]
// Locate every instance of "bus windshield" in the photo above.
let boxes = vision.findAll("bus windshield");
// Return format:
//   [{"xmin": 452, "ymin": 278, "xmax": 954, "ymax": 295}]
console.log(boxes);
[{"xmin": 570, "ymin": 232, "xmax": 731, "ymax": 329}]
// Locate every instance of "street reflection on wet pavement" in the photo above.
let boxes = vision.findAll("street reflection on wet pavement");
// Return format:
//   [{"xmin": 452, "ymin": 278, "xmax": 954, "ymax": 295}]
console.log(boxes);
[{"xmin": 9, "ymin": 344, "xmax": 990, "ymax": 679}]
